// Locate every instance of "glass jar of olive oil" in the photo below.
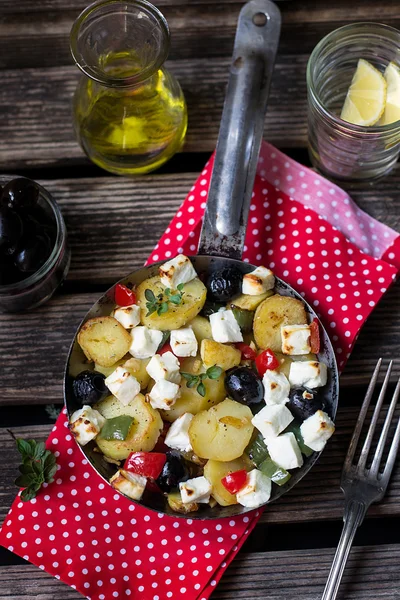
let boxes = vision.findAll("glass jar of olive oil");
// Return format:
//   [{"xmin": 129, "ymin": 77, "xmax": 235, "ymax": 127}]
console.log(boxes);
[{"xmin": 70, "ymin": 0, "xmax": 187, "ymax": 175}]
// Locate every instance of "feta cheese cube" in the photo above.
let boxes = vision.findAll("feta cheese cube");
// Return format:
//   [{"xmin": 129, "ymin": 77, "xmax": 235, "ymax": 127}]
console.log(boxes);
[
  {"xmin": 289, "ymin": 361, "xmax": 328, "ymax": 388},
  {"xmin": 300, "ymin": 410, "xmax": 335, "ymax": 451},
  {"xmin": 236, "ymin": 469, "xmax": 271, "ymax": 508},
  {"xmin": 281, "ymin": 324, "xmax": 311, "ymax": 355},
  {"xmin": 70, "ymin": 405, "xmax": 105, "ymax": 446},
  {"xmin": 148, "ymin": 379, "xmax": 180, "ymax": 410},
  {"xmin": 146, "ymin": 351, "xmax": 180, "ymax": 384},
  {"xmin": 170, "ymin": 327, "xmax": 198, "ymax": 357},
  {"xmin": 159, "ymin": 254, "xmax": 197, "ymax": 288},
  {"xmin": 242, "ymin": 266, "xmax": 275, "ymax": 295},
  {"xmin": 110, "ymin": 469, "xmax": 147, "ymax": 501},
  {"xmin": 165, "ymin": 413, "xmax": 194, "ymax": 452},
  {"xmin": 251, "ymin": 404, "xmax": 294, "ymax": 439},
  {"xmin": 179, "ymin": 476, "xmax": 212, "ymax": 504},
  {"xmin": 105, "ymin": 367, "xmax": 141, "ymax": 405},
  {"xmin": 267, "ymin": 432, "xmax": 304, "ymax": 470},
  {"xmin": 113, "ymin": 304, "xmax": 141, "ymax": 329},
  {"xmin": 129, "ymin": 326, "xmax": 163, "ymax": 359},
  {"xmin": 263, "ymin": 370, "xmax": 290, "ymax": 405},
  {"xmin": 209, "ymin": 309, "xmax": 243, "ymax": 343}
]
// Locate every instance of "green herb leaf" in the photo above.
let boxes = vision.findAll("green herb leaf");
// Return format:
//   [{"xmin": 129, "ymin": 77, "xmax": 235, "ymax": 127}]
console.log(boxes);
[
  {"xmin": 180, "ymin": 372, "xmax": 194, "ymax": 381},
  {"xmin": 16, "ymin": 439, "xmax": 33, "ymax": 462},
  {"xmin": 164, "ymin": 288, "xmax": 171, "ymax": 296},
  {"xmin": 157, "ymin": 302, "xmax": 169, "ymax": 315},
  {"xmin": 146, "ymin": 304, "xmax": 157, "ymax": 317},
  {"xmin": 197, "ymin": 382, "xmax": 206, "ymax": 397},
  {"xmin": 177, "ymin": 283, "xmax": 185, "ymax": 292},
  {"xmin": 206, "ymin": 365, "xmax": 223, "ymax": 379},
  {"xmin": 169, "ymin": 294, "xmax": 182, "ymax": 304},
  {"xmin": 187, "ymin": 377, "xmax": 199, "ymax": 389},
  {"xmin": 15, "ymin": 439, "xmax": 57, "ymax": 502},
  {"xmin": 15, "ymin": 474, "xmax": 35, "ymax": 488},
  {"xmin": 145, "ymin": 289, "xmax": 156, "ymax": 302},
  {"xmin": 21, "ymin": 487, "xmax": 37, "ymax": 502}
]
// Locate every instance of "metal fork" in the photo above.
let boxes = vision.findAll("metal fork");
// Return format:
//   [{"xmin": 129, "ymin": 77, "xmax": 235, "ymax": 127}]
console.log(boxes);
[{"xmin": 322, "ymin": 358, "xmax": 400, "ymax": 600}]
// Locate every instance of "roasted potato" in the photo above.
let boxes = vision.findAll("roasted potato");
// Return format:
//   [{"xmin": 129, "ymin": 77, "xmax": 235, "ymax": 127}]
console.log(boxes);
[
  {"xmin": 136, "ymin": 276, "xmax": 207, "ymax": 331},
  {"xmin": 94, "ymin": 356, "xmax": 128, "ymax": 377},
  {"xmin": 253, "ymin": 295, "xmax": 307, "ymax": 352},
  {"xmin": 187, "ymin": 315, "xmax": 212, "ymax": 345},
  {"xmin": 189, "ymin": 398, "xmax": 254, "ymax": 461},
  {"xmin": 167, "ymin": 492, "xmax": 199, "ymax": 514},
  {"xmin": 200, "ymin": 339, "xmax": 241, "ymax": 371},
  {"xmin": 94, "ymin": 394, "xmax": 163, "ymax": 460},
  {"xmin": 122, "ymin": 357, "xmax": 151, "ymax": 389},
  {"xmin": 77, "ymin": 316, "xmax": 132, "ymax": 367},
  {"xmin": 204, "ymin": 456, "xmax": 252, "ymax": 506},
  {"xmin": 229, "ymin": 290, "xmax": 273, "ymax": 311},
  {"xmin": 274, "ymin": 352, "xmax": 292, "ymax": 378}
]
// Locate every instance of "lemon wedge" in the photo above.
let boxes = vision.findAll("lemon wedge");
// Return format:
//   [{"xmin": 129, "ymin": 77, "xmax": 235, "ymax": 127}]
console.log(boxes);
[
  {"xmin": 340, "ymin": 59, "xmax": 387, "ymax": 126},
  {"xmin": 380, "ymin": 62, "xmax": 400, "ymax": 125}
]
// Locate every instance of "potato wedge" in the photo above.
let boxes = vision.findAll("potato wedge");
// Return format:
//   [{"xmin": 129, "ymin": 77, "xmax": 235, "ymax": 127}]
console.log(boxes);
[
  {"xmin": 200, "ymin": 339, "xmax": 241, "ymax": 371},
  {"xmin": 187, "ymin": 315, "xmax": 212, "ymax": 345},
  {"xmin": 94, "ymin": 356, "xmax": 129, "ymax": 377},
  {"xmin": 229, "ymin": 290, "xmax": 273, "ymax": 311},
  {"xmin": 274, "ymin": 352, "xmax": 293, "ymax": 378},
  {"xmin": 167, "ymin": 492, "xmax": 199, "ymax": 514},
  {"xmin": 94, "ymin": 394, "xmax": 163, "ymax": 460},
  {"xmin": 189, "ymin": 398, "xmax": 254, "ymax": 461},
  {"xmin": 78, "ymin": 316, "xmax": 132, "ymax": 367},
  {"xmin": 160, "ymin": 366, "xmax": 226, "ymax": 422},
  {"xmin": 122, "ymin": 357, "xmax": 151, "ymax": 389},
  {"xmin": 136, "ymin": 276, "xmax": 207, "ymax": 331},
  {"xmin": 204, "ymin": 457, "xmax": 252, "ymax": 506},
  {"xmin": 253, "ymin": 295, "xmax": 307, "ymax": 352}
]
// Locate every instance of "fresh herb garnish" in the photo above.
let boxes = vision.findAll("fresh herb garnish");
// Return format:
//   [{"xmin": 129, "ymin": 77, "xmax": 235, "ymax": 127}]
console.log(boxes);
[
  {"xmin": 145, "ymin": 283, "xmax": 185, "ymax": 316},
  {"xmin": 14, "ymin": 439, "xmax": 57, "ymax": 501},
  {"xmin": 181, "ymin": 365, "xmax": 223, "ymax": 397}
]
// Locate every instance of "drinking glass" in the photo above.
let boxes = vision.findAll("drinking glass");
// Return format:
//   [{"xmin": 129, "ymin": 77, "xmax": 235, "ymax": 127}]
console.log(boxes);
[{"xmin": 307, "ymin": 23, "xmax": 400, "ymax": 184}]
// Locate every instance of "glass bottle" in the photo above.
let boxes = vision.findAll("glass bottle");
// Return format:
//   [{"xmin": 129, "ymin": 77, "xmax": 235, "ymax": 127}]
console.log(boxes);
[{"xmin": 70, "ymin": 0, "xmax": 187, "ymax": 176}]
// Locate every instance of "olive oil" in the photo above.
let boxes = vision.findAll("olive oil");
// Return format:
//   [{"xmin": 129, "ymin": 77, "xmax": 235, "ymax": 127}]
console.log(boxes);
[{"xmin": 73, "ymin": 53, "xmax": 187, "ymax": 175}]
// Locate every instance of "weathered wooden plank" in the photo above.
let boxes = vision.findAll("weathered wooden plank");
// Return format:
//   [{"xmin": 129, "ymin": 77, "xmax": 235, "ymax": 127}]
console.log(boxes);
[
  {"xmin": 1, "ymin": 404, "xmax": 400, "ymax": 524},
  {"xmin": 1, "ymin": 545, "xmax": 400, "ymax": 599},
  {"xmin": 0, "ymin": 56, "xmax": 308, "ymax": 168}
]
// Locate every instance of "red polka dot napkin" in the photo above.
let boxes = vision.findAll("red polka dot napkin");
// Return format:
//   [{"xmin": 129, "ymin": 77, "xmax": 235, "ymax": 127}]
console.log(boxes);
[{"xmin": 1, "ymin": 141, "xmax": 399, "ymax": 600}]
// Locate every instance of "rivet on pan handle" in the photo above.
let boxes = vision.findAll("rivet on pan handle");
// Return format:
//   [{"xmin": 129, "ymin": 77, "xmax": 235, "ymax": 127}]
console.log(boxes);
[{"xmin": 198, "ymin": 0, "xmax": 281, "ymax": 259}]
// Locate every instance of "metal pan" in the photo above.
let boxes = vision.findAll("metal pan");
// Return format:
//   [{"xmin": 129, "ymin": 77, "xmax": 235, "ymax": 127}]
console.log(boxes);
[{"xmin": 64, "ymin": 0, "xmax": 339, "ymax": 519}]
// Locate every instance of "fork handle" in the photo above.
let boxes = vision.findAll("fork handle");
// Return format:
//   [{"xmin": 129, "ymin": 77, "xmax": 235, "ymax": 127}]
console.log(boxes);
[{"xmin": 321, "ymin": 500, "xmax": 367, "ymax": 600}]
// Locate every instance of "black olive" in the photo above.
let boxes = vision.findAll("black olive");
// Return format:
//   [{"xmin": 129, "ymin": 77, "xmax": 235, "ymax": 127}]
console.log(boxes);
[
  {"xmin": 156, "ymin": 450, "xmax": 190, "ymax": 493},
  {"xmin": 225, "ymin": 366, "xmax": 264, "ymax": 406},
  {"xmin": 286, "ymin": 387, "xmax": 323, "ymax": 420},
  {"xmin": 13, "ymin": 234, "xmax": 51, "ymax": 273},
  {"xmin": 206, "ymin": 267, "xmax": 242, "ymax": 302},
  {"xmin": 0, "ymin": 208, "xmax": 23, "ymax": 250},
  {"xmin": 0, "ymin": 253, "xmax": 19, "ymax": 285},
  {"xmin": 1, "ymin": 178, "xmax": 39, "ymax": 211},
  {"xmin": 72, "ymin": 370, "xmax": 108, "ymax": 406}
]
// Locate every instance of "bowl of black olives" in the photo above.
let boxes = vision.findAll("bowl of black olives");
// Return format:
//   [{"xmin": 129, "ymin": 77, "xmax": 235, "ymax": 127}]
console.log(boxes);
[{"xmin": 0, "ymin": 176, "xmax": 70, "ymax": 312}]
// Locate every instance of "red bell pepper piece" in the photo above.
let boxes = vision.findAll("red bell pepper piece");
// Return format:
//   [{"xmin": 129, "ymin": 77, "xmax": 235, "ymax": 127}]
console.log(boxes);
[
  {"xmin": 221, "ymin": 469, "xmax": 248, "ymax": 495},
  {"xmin": 159, "ymin": 343, "xmax": 173, "ymax": 355},
  {"xmin": 255, "ymin": 348, "xmax": 280, "ymax": 376},
  {"xmin": 124, "ymin": 452, "xmax": 166, "ymax": 480},
  {"xmin": 310, "ymin": 319, "xmax": 320, "ymax": 354},
  {"xmin": 235, "ymin": 343, "xmax": 257, "ymax": 361},
  {"xmin": 115, "ymin": 283, "xmax": 136, "ymax": 306}
]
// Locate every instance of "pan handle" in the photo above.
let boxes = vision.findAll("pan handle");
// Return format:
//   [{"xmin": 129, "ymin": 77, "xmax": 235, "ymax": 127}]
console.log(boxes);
[{"xmin": 198, "ymin": 0, "xmax": 281, "ymax": 259}]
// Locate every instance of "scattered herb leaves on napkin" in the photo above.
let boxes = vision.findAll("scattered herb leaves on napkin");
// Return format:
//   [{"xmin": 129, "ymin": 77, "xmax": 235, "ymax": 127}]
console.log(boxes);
[
  {"xmin": 14, "ymin": 439, "xmax": 57, "ymax": 501},
  {"xmin": 181, "ymin": 365, "xmax": 223, "ymax": 397}
]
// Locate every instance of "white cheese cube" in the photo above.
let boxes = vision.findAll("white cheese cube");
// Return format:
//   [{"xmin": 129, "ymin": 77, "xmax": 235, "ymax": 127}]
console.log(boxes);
[
  {"xmin": 70, "ymin": 405, "xmax": 105, "ymax": 446},
  {"xmin": 209, "ymin": 309, "xmax": 243, "ymax": 343},
  {"xmin": 170, "ymin": 327, "xmax": 198, "ymax": 357},
  {"xmin": 165, "ymin": 413, "xmax": 194, "ymax": 452},
  {"xmin": 129, "ymin": 326, "xmax": 163, "ymax": 359},
  {"xmin": 267, "ymin": 432, "xmax": 304, "ymax": 470},
  {"xmin": 146, "ymin": 351, "xmax": 180, "ymax": 384},
  {"xmin": 281, "ymin": 324, "xmax": 311, "ymax": 355},
  {"xmin": 289, "ymin": 361, "xmax": 328, "ymax": 388},
  {"xmin": 236, "ymin": 469, "xmax": 271, "ymax": 508},
  {"xmin": 179, "ymin": 476, "xmax": 212, "ymax": 504},
  {"xmin": 105, "ymin": 367, "xmax": 141, "ymax": 406},
  {"xmin": 110, "ymin": 469, "xmax": 147, "ymax": 501},
  {"xmin": 148, "ymin": 379, "xmax": 180, "ymax": 410},
  {"xmin": 242, "ymin": 266, "xmax": 275, "ymax": 295},
  {"xmin": 113, "ymin": 304, "xmax": 141, "ymax": 329},
  {"xmin": 251, "ymin": 404, "xmax": 294, "ymax": 439},
  {"xmin": 159, "ymin": 255, "xmax": 197, "ymax": 288},
  {"xmin": 263, "ymin": 370, "xmax": 290, "ymax": 405},
  {"xmin": 300, "ymin": 410, "xmax": 335, "ymax": 451}
]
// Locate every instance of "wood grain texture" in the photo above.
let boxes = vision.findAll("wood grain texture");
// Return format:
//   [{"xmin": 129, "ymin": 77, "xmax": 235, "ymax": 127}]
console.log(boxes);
[
  {"xmin": 2, "ymin": 404, "xmax": 400, "ymax": 524},
  {"xmin": 1, "ymin": 545, "xmax": 400, "ymax": 599}
]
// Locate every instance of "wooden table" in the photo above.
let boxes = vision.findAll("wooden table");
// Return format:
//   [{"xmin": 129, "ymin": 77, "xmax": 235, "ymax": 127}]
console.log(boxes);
[{"xmin": 1, "ymin": 0, "xmax": 400, "ymax": 597}]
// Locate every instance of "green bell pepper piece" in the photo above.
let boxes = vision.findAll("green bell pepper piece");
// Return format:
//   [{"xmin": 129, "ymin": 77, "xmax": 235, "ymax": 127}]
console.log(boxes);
[
  {"xmin": 230, "ymin": 306, "xmax": 254, "ymax": 333},
  {"xmin": 259, "ymin": 457, "xmax": 291, "ymax": 486},
  {"xmin": 283, "ymin": 421, "xmax": 314, "ymax": 457},
  {"xmin": 245, "ymin": 433, "xmax": 270, "ymax": 467},
  {"xmin": 99, "ymin": 415, "xmax": 134, "ymax": 441},
  {"xmin": 157, "ymin": 330, "xmax": 170, "ymax": 352}
]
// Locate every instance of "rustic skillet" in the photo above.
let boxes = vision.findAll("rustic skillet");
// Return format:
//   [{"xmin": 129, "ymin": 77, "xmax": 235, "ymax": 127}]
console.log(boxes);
[{"xmin": 64, "ymin": 0, "xmax": 339, "ymax": 518}]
